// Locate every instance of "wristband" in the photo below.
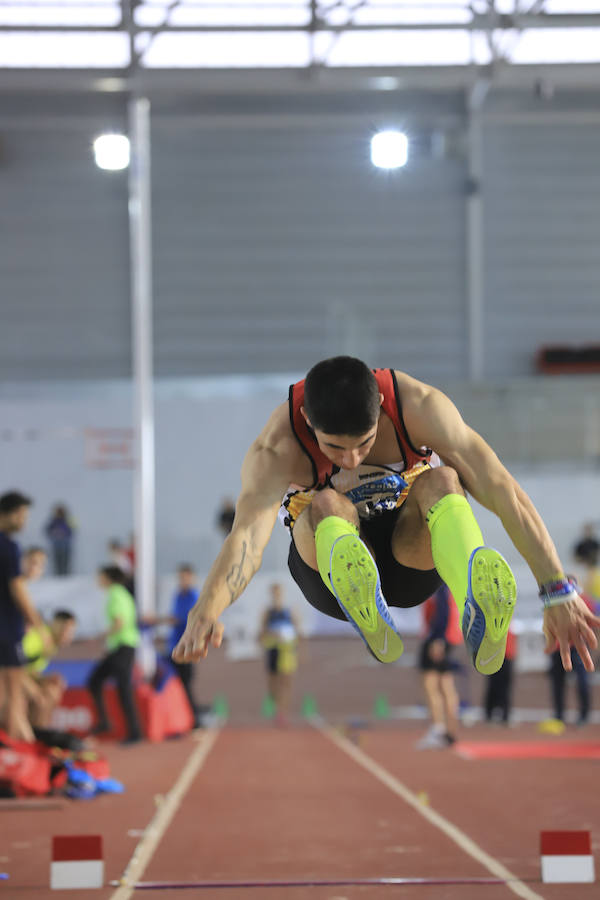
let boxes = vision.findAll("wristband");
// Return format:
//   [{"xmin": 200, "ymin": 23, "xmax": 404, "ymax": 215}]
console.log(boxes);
[{"xmin": 539, "ymin": 578, "xmax": 578, "ymax": 608}]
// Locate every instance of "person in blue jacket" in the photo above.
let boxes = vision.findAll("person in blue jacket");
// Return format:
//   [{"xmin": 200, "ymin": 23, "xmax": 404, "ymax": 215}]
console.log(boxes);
[{"xmin": 167, "ymin": 564, "xmax": 210, "ymax": 727}]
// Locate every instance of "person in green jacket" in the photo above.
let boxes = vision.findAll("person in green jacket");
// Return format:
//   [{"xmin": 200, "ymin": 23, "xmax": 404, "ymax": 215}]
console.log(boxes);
[{"xmin": 87, "ymin": 565, "xmax": 142, "ymax": 745}]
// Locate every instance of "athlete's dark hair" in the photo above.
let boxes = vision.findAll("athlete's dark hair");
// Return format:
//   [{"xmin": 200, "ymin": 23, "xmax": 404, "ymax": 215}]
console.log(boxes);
[{"xmin": 303, "ymin": 356, "xmax": 381, "ymax": 436}]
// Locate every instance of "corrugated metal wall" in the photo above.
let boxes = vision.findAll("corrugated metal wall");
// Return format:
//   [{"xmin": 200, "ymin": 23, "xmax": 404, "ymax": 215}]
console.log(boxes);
[
  {"xmin": 151, "ymin": 115, "xmax": 466, "ymax": 379},
  {"xmin": 1, "ymin": 97, "xmax": 131, "ymax": 379},
  {"xmin": 484, "ymin": 118, "xmax": 600, "ymax": 378},
  {"xmin": 1, "ymin": 89, "xmax": 598, "ymax": 382}
]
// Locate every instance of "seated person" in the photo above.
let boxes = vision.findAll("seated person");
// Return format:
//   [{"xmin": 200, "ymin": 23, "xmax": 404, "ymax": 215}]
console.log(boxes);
[{"xmin": 22, "ymin": 609, "xmax": 77, "ymax": 728}]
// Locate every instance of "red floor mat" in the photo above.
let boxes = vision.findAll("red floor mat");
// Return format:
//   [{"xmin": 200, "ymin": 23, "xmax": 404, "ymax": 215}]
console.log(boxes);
[{"xmin": 455, "ymin": 740, "xmax": 600, "ymax": 760}]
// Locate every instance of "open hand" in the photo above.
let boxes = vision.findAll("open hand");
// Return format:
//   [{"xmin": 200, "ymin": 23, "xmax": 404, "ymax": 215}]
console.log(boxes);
[
  {"xmin": 172, "ymin": 611, "xmax": 224, "ymax": 662},
  {"xmin": 543, "ymin": 593, "xmax": 600, "ymax": 671}
]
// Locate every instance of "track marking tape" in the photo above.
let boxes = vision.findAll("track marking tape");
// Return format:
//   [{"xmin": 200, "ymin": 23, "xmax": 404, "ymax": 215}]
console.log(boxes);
[
  {"xmin": 110, "ymin": 727, "xmax": 220, "ymax": 900},
  {"xmin": 316, "ymin": 720, "xmax": 545, "ymax": 900},
  {"xmin": 111, "ymin": 876, "xmax": 534, "ymax": 890}
]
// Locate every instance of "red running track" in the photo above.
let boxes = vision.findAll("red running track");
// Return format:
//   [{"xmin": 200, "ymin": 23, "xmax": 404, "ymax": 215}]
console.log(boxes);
[{"xmin": 3, "ymin": 722, "xmax": 599, "ymax": 899}]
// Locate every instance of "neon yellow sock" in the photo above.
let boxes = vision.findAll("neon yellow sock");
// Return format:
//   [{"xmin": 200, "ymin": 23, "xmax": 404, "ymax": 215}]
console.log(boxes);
[
  {"xmin": 426, "ymin": 493, "xmax": 484, "ymax": 616},
  {"xmin": 314, "ymin": 515, "xmax": 359, "ymax": 594}
]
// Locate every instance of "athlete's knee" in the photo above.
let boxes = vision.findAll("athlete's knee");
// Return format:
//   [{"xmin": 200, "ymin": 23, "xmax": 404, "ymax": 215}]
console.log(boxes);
[
  {"xmin": 425, "ymin": 465, "xmax": 462, "ymax": 492},
  {"xmin": 411, "ymin": 466, "xmax": 463, "ymax": 509},
  {"xmin": 308, "ymin": 488, "xmax": 357, "ymax": 529}
]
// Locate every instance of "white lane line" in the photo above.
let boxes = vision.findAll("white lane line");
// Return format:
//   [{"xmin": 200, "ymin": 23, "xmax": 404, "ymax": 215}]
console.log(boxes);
[
  {"xmin": 110, "ymin": 727, "xmax": 220, "ymax": 900},
  {"xmin": 317, "ymin": 721, "xmax": 545, "ymax": 900}
]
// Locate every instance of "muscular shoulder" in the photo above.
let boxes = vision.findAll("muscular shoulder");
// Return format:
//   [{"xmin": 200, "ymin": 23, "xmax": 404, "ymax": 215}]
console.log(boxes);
[
  {"xmin": 392, "ymin": 370, "xmax": 433, "ymax": 408},
  {"xmin": 245, "ymin": 403, "xmax": 313, "ymax": 488},
  {"xmin": 253, "ymin": 403, "xmax": 298, "ymax": 462},
  {"xmin": 392, "ymin": 370, "xmax": 464, "ymax": 450},
  {"xmin": 393, "ymin": 371, "xmax": 435, "ymax": 429}
]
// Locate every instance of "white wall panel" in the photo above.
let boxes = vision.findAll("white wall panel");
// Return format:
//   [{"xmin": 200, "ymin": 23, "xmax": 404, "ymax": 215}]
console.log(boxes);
[{"xmin": 1, "ymin": 377, "xmax": 598, "ymax": 581}]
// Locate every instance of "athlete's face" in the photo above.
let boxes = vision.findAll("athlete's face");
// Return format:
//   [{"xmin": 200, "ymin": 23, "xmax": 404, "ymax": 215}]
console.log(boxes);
[
  {"xmin": 313, "ymin": 425, "xmax": 378, "ymax": 470},
  {"xmin": 300, "ymin": 395, "xmax": 383, "ymax": 470}
]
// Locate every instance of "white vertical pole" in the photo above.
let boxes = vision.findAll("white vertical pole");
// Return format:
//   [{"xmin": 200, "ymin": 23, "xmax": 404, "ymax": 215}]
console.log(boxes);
[
  {"xmin": 466, "ymin": 82, "xmax": 487, "ymax": 383},
  {"xmin": 128, "ymin": 96, "xmax": 156, "ymax": 618}
]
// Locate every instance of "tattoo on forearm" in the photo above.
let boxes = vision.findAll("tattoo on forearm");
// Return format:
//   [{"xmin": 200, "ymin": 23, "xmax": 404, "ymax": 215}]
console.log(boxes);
[{"xmin": 226, "ymin": 541, "xmax": 253, "ymax": 604}]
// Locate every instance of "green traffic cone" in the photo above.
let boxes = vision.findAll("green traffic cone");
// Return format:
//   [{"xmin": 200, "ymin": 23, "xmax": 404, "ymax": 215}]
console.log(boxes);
[
  {"xmin": 261, "ymin": 695, "xmax": 276, "ymax": 719},
  {"xmin": 373, "ymin": 693, "xmax": 390, "ymax": 719},
  {"xmin": 213, "ymin": 694, "xmax": 229, "ymax": 718},
  {"xmin": 301, "ymin": 694, "xmax": 318, "ymax": 718}
]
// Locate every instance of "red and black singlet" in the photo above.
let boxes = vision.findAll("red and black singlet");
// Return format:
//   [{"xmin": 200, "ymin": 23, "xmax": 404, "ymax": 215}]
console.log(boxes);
[{"xmin": 279, "ymin": 369, "xmax": 437, "ymax": 532}]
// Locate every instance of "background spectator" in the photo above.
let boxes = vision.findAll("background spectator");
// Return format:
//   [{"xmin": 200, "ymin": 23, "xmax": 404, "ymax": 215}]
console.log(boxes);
[
  {"xmin": 546, "ymin": 578, "xmax": 596, "ymax": 728},
  {"xmin": 259, "ymin": 583, "xmax": 300, "ymax": 726},
  {"xmin": 108, "ymin": 539, "xmax": 133, "ymax": 575},
  {"xmin": 124, "ymin": 533, "xmax": 136, "ymax": 572},
  {"xmin": 108, "ymin": 539, "xmax": 135, "ymax": 596},
  {"xmin": 20, "ymin": 545, "xmax": 47, "ymax": 582},
  {"xmin": 0, "ymin": 490, "xmax": 46, "ymax": 741},
  {"xmin": 44, "ymin": 503, "xmax": 75, "ymax": 576},
  {"xmin": 165, "ymin": 564, "xmax": 210, "ymax": 728},
  {"xmin": 87, "ymin": 565, "xmax": 142, "ymax": 745},
  {"xmin": 549, "ymin": 647, "xmax": 590, "ymax": 728},
  {"xmin": 580, "ymin": 549, "xmax": 600, "ymax": 609},
  {"xmin": 573, "ymin": 522, "xmax": 599, "ymax": 566},
  {"xmin": 416, "ymin": 584, "xmax": 461, "ymax": 749},
  {"xmin": 483, "ymin": 626, "xmax": 518, "ymax": 725},
  {"xmin": 22, "ymin": 609, "xmax": 77, "ymax": 728},
  {"xmin": 216, "ymin": 497, "xmax": 236, "ymax": 540}
]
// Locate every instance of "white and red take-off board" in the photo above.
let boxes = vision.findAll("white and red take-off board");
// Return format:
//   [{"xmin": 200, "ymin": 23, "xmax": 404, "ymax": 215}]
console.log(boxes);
[
  {"xmin": 540, "ymin": 830, "xmax": 595, "ymax": 883},
  {"xmin": 50, "ymin": 835, "xmax": 104, "ymax": 890}
]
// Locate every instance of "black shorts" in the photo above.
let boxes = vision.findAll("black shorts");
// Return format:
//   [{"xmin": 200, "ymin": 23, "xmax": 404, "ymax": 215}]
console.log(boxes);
[
  {"xmin": 0, "ymin": 640, "xmax": 26, "ymax": 668},
  {"xmin": 288, "ymin": 508, "xmax": 442, "ymax": 621},
  {"xmin": 418, "ymin": 638, "xmax": 454, "ymax": 673}
]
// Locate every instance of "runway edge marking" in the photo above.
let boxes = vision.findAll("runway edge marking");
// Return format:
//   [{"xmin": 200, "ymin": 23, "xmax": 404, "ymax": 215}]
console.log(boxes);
[
  {"xmin": 110, "ymin": 727, "xmax": 221, "ymax": 900},
  {"xmin": 316, "ymin": 720, "xmax": 545, "ymax": 900}
]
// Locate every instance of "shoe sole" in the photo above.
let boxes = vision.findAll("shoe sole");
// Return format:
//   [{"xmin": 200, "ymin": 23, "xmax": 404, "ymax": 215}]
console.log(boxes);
[
  {"xmin": 467, "ymin": 547, "xmax": 517, "ymax": 675},
  {"xmin": 329, "ymin": 534, "xmax": 404, "ymax": 664}
]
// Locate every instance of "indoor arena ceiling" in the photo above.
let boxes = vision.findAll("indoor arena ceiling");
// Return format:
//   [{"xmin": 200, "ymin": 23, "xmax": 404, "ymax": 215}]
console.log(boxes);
[{"xmin": 2, "ymin": 1, "xmax": 600, "ymax": 80}]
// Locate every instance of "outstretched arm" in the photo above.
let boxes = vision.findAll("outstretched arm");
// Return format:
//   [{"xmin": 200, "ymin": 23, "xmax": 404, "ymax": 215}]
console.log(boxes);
[
  {"xmin": 172, "ymin": 439, "xmax": 292, "ymax": 663},
  {"xmin": 404, "ymin": 378, "xmax": 600, "ymax": 671}
]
